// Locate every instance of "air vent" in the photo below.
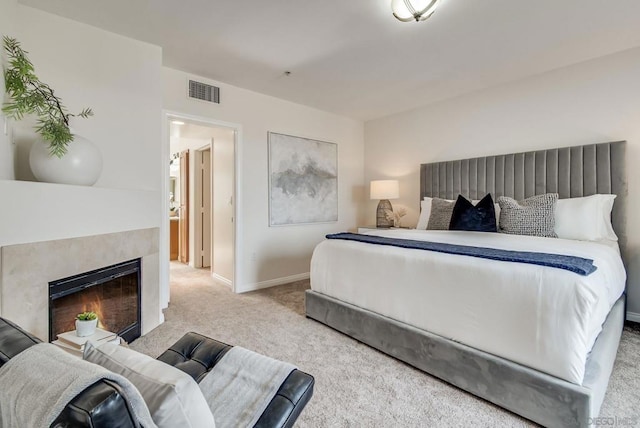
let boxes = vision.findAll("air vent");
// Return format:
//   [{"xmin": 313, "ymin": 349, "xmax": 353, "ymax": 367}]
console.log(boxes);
[{"xmin": 188, "ymin": 80, "xmax": 220, "ymax": 104}]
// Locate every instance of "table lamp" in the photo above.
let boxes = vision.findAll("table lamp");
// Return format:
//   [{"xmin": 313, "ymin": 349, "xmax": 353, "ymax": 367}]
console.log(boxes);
[{"xmin": 370, "ymin": 180, "xmax": 399, "ymax": 228}]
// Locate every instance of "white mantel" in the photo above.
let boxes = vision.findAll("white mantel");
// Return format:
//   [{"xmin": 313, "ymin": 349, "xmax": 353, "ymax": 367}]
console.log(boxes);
[{"xmin": 0, "ymin": 228, "xmax": 162, "ymax": 340}]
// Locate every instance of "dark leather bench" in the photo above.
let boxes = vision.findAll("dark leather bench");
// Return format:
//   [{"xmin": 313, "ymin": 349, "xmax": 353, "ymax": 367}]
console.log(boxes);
[
  {"xmin": 0, "ymin": 318, "xmax": 314, "ymax": 427},
  {"xmin": 157, "ymin": 332, "xmax": 315, "ymax": 428}
]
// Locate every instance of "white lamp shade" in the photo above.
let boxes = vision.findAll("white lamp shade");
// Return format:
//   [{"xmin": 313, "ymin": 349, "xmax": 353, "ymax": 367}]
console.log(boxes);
[
  {"xmin": 391, "ymin": 0, "xmax": 440, "ymax": 22},
  {"xmin": 370, "ymin": 180, "xmax": 399, "ymax": 200}
]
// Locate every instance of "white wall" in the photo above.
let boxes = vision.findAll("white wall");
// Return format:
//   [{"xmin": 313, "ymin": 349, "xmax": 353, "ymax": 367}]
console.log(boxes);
[
  {"xmin": 15, "ymin": 6, "xmax": 162, "ymax": 191},
  {"xmin": 364, "ymin": 47, "xmax": 640, "ymax": 317},
  {"xmin": 0, "ymin": 0, "xmax": 17, "ymax": 180},
  {"xmin": 164, "ymin": 67, "xmax": 365, "ymax": 291},
  {"xmin": 0, "ymin": 6, "xmax": 165, "ymax": 318},
  {"xmin": 0, "ymin": 181, "xmax": 159, "ymax": 246},
  {"xmin": 213, "ymin": 130, "xmax": 235, "ymax": 283}
]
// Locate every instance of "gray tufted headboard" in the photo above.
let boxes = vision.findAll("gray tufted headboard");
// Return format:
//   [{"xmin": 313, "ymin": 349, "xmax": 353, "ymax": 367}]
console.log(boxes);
[{"xmin": 420, "ymin": 141, "xmax": 628, "ymax": 264}]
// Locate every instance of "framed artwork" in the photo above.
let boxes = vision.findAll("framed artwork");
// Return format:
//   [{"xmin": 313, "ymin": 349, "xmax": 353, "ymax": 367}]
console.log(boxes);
[{"xmin": 268, "ymin": 132, "xmax": 338, "ymax": 226}]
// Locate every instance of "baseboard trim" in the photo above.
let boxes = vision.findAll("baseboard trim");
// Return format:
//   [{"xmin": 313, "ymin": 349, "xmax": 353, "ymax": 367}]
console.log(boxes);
[
  {"xmin": 212, "ymin": 272, "xmax": 232, "ymax": 288},
  {"xmin": 626, "ymin": 311, "xmax": 640, "ymax": 323},
  {"xmin": 236, "ymin": 272, "xmax": 310, "ymax": 294}
]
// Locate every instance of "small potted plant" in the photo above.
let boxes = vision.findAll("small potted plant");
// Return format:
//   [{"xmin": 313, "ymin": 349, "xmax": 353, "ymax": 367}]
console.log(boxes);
[{"xmin": 75, "ymin": 311, "xmax": 98, "ymax": 337}]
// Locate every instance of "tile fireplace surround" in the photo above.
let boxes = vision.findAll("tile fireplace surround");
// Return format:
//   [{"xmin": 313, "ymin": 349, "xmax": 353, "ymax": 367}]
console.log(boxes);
[{"xmin": 0, "ymin": 228, "xmax": 162, "ymax": 341}]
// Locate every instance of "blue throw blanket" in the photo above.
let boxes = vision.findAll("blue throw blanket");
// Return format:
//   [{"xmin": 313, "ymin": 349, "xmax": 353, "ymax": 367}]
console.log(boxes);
[{"xmin": 326, "ymin": 233, "xmax": 597, "ymax": 276}]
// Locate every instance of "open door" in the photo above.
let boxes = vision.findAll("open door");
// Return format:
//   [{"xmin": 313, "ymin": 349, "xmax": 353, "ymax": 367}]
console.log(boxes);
[
  {"xmin": 179, "ymin": 150, "xmax": 189, "ymax": 264},
  {"xmin": 195, "ymin": 147, "xmax": 212, "ymax": 268}
]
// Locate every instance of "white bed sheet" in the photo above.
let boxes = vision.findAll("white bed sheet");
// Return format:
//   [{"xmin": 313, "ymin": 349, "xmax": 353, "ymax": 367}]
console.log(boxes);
[{"xmin": 310, "ymin": 229, "xmax": 626, "ymax": 384}]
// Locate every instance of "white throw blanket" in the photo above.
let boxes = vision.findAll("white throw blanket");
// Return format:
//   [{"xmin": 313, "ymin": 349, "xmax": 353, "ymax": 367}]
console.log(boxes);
[
  {"xmin": 0, "ymin": 343, "xmax": 157, "ymax": 428},
  {"xmin": 199, "ymin": 346, "xmax": 296, "ymax": 428}
]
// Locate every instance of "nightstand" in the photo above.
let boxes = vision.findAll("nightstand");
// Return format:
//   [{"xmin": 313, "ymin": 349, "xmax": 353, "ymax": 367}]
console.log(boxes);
[
  {"xmin": 358, "ymin": 225, "xmax": 391, "ymax": 233},
  {"xmin": 357, "ymin": 225, "xmax": 410, "ymax": 233}
]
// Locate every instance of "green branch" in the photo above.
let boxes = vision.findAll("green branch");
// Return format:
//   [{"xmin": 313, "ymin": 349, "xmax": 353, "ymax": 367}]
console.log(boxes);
[{"xmin": 2, "ymin": 36, "xmax": 93, "ymax": 157}]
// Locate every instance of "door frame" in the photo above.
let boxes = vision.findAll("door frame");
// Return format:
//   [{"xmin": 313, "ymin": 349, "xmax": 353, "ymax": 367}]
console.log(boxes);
[{"xmin": 161, "ymin": 110, "xmax": 242, "ymax": 303}]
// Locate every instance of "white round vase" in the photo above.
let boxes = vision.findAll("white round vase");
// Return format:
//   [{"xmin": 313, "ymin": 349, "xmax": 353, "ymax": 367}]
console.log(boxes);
[
  {"xmin": 75, "ymin": 318, "xmax": 98, "ymax": 337},
  {"xmin": 29, "ymin": 134, "xmax": 103, "ymax": 186}
]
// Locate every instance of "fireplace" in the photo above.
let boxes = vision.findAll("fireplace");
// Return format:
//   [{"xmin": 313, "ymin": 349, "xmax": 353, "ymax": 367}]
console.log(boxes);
[
  {"xmin": 49, "ymin": 259, "xmax": 141, "ymax": 343},
  {"xmin": 1, "ymin": 228, "xmax": 161, "ymax": 342}
]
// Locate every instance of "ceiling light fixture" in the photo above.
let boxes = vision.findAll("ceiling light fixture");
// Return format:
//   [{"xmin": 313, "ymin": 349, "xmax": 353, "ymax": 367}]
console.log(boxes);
[
  {"xmin": 171, "ymin": 120, "xmax": 185, "ymax": 125},
  {"xmin": 391, "ymin": 0, "xmax": 441, "ymax": 22}
]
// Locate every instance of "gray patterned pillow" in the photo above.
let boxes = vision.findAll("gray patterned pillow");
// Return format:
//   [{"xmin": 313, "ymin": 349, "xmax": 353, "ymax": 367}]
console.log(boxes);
[
  {"xmin": 497, "ymin": 193, "xmax": 558, "ymax": 237},
  {"xmin": 427, "ymin": 198, "xmax": 456, "ymax": 230}
]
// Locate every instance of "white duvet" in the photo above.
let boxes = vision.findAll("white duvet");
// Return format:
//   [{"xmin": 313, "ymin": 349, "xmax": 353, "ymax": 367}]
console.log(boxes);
[{"xmin": 310, "ymin": 229, "xmax": 626, "ymax": 385}]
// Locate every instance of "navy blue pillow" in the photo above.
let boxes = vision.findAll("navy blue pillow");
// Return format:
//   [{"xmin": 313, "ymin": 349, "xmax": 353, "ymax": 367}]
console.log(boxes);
[{"xmin": 448, "ymin": 194, "xmax": 497, "ymax": 232}]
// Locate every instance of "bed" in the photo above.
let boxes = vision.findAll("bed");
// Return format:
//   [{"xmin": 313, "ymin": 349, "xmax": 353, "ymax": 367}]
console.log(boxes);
[{"xmin": 305, "ymin": 141, "xmax": 627, "ymax": 427}]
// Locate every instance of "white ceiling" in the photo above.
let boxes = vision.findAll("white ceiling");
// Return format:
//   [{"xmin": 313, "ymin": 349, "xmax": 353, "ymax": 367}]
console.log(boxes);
[{"xmin": 19, "ymin": 0, "xmax": 640, "ymax": 121}]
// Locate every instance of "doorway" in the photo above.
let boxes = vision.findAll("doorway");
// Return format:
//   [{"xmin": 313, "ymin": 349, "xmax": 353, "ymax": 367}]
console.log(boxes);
[{"xmin": 163, "ymin": 113, "xmax": 239, "ymax": 302}]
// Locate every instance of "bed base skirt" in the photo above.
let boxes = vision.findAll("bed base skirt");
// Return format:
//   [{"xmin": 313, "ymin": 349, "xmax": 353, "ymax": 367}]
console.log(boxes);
[{"xmin": 305, "ymin": 290, "xmax": 624, "ymax": 428}]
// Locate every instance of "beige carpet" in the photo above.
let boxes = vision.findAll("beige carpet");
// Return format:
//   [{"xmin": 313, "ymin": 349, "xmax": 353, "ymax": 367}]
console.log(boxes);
[{"xmin": 130, "ymin": 263, "xmax": 640, "ymax": 427}]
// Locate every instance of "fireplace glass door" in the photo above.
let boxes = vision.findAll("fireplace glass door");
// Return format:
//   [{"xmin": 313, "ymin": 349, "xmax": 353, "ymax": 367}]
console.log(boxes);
[{"xmin": 49, "ymin": 259, "xmax": 141, "ymax": 343}]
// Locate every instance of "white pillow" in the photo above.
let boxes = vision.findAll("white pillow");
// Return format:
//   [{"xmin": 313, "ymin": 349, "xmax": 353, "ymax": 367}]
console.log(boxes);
[
  {"xmin": 554, "ymin": 194, "xmax": 617, "ymax": 242},
  {"xmin": 416, "ymin": 198, "xmax": 433, "ymax": 229},
  {"xmin": 84, "ymin": 342, "xmax": 215, "ymax": 428}
]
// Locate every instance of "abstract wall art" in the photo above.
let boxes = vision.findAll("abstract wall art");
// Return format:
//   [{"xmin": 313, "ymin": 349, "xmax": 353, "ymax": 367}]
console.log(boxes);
[{"xmin": 268, "ymin": 132, "xmax": 338, "ymax": 226}]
